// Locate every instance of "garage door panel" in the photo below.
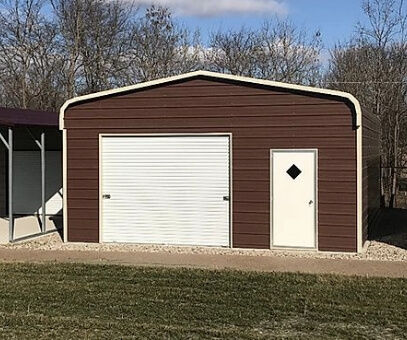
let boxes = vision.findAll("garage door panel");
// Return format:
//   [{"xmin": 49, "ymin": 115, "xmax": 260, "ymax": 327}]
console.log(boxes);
[{"xmin": 101, "ymin": 136, "xmax": 230, "ymax": 246}]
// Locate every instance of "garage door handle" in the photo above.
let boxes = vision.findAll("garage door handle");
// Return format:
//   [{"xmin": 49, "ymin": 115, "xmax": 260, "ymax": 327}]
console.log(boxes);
[
  {"xmin": 103, "ymin": 194, "xmax": 111, "ymax": 199},
  {"xmin": 223, "ymin": 196, "xmax": 230, "ymax": 201}
]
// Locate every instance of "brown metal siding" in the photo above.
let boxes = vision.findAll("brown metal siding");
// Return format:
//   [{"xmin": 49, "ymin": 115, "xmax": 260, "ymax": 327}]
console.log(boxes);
[
  {"xmin": 65, "ymin": 77, "xmax": 358, "ymax": 251},
  {"xmin": 362, "ymin": 107, "xmax": 381, "ymax": 244}
]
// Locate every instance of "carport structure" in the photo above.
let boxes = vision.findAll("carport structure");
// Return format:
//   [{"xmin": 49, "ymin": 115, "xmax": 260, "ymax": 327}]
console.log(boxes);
[{"xmin": 0, "ymin": 107, "xmax": 62, "ymax": 243}]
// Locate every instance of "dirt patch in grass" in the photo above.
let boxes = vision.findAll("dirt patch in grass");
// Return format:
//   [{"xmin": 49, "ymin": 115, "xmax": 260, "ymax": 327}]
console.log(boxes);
[{"xmin": 0, "ymin": 263, "xmax": 406, "ymax": 339}]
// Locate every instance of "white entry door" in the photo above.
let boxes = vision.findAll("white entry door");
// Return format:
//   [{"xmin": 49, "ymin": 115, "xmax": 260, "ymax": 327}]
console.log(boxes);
[
  {"xmin": 101, "ymin": 135, "xmax": 230, "ymax": 246},
  {"xmin": 271, "ymin": 150, "xmax": 316, "ymax": 248}
]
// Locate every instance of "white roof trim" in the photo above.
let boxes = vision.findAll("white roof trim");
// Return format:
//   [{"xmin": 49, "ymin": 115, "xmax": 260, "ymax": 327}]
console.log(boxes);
[{"xmin": 59, "ymin": 70, "xmax": 362, "ymax": 130}]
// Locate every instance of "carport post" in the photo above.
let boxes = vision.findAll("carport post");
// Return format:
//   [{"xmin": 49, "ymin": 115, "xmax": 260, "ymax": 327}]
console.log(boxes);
[
  {"xmin": 8, "ymin": 128, "xmax": 13, "ymax": 242},
  {"xmin": 0, "ymin": 128, "xmax": 13, "ymax": 241},
  {"xmin": 27, "ymin": 128, "xmax": 47, "ymax": 233},
  {"xmin": 41, "ymin": 132, "xmax": 45, "ymax": 233}
]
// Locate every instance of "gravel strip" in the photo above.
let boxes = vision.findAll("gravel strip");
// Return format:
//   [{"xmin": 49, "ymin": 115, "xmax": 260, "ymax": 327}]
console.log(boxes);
[{"xmin": 1, "ymin": 231, "xmax": 407, "ymax": 262}]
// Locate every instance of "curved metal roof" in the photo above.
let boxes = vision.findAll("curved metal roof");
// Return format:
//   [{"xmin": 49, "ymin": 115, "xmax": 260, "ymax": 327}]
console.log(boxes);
[{"xmin": 59, "ymin": 70, "xmax": 362, "ymax": 130}]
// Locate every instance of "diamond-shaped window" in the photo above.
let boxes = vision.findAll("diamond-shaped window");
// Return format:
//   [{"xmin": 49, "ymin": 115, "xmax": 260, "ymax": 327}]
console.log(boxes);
[{"xmin": 287, "ymin": 164, "xmax": 302, "ymax": 179}]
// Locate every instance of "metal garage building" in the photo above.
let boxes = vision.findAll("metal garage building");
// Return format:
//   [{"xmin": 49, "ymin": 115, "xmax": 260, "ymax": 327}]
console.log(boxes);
[
  {"xmin": 60, "ymin": 71, "xmax": 381, "ymax": 253},
  {"xmin": 0, "ymin": 107, "xmax": 62, "ymax": 243}
]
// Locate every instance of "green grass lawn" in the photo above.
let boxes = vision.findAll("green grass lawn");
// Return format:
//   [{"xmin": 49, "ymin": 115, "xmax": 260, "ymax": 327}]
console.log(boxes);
[{"xmin": 0, "ymin": 263, "xmax": 406, "ymax": 339}]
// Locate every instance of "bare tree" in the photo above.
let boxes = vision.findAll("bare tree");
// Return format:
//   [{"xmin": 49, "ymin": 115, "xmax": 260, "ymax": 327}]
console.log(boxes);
[
  {"xmin": 50, "ymin": 0, "xmax": 85, "ymax": 98},
  {"xmin": 0, "ymin": 0, "xmax": 64, "ymax": 110},
  {"xmin": 207, "ymin": 19, "xmax": 322, "ymax": 85},
  {"xmin": 257, "ymin": 20, "xmax": 322, "ymax": 85},
  {"xmin": 208, "ymin": 27, "xmax": 259, "ymax": 77},
  {"xmin": 0, "ymin": 3, "xmax": 201, "ymax": 107},
  {"xmin": 326, "ymin": 0, "xmax": 407, "ymax": 207},
  {"xmin": 125, "ymin": 6, "xmax": 202, "ymax": 83},
  {"xmin": 51, "ymin": 0, "xmax": 136, "ymax": 96}
]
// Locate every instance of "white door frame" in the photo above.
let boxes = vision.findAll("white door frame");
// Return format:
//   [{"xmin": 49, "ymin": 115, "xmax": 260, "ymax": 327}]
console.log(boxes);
[
  {"xmin": 270, "ymin": 149, "xmax": 318, "ymax": 250},
  {"xmin": 98, "ymin": 133, "xmax": 233, "ymax": 247}
]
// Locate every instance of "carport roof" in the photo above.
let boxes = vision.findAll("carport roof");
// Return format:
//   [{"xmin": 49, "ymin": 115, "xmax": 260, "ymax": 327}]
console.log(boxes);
[{"xmin": 0, "ymin": 106, "xmax": 58, "ymax": 127}]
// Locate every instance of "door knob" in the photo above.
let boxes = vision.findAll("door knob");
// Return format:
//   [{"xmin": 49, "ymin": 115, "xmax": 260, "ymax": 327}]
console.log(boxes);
[
  {"xmin": 223, "ymin": 196, "xmax": 230, "ymax": 201},
  {"xmin": 309, "ymin": 200, "xmax": 313, "ymax": 205},
  {"xmin": 102, "ymin": 194, "xmax": 111, "ymax": 199}
]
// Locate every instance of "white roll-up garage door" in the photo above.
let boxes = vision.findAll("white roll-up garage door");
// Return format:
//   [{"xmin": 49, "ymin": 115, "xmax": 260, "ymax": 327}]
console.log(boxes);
[{"xmin": 101, "ymin": 135, "xmax": 230, "ymax": 246}]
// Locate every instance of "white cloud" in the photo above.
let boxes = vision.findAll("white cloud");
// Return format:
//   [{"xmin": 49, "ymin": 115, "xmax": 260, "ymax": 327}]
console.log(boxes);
[{"xmin": 131, "ymin": 0, "xmax": 288, "ymax": 17}]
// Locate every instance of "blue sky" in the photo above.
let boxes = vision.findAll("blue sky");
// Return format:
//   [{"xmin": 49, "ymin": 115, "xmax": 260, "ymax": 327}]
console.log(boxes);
[{"xmin": 135, "ymin": 0, "xmax": 368, "ymax": 49}]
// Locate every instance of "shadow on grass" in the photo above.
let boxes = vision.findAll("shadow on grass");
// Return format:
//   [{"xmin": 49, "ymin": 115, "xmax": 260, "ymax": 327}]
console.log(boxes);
[{"xmin": 369, "ymin": 208, "xmax": 407, "ymax": 250}]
